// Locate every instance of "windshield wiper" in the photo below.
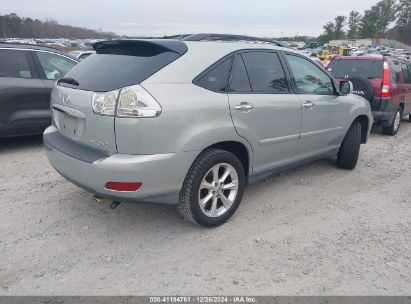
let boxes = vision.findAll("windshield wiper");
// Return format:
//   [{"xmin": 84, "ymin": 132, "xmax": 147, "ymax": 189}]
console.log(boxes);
[{"xmin": 57, "ymin": 77, "xmax": 79, "ymax": 86}]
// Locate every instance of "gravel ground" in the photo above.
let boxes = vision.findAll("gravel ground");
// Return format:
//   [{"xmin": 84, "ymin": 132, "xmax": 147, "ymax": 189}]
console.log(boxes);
[{"xmin": 0, "ymin": 122, "xmax": 410, "ymax": 296}]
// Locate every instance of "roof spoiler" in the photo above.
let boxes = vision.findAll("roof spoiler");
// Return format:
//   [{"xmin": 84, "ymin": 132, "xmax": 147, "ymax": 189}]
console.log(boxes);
[{"xmin": 92, "ymin": 39, "xmax": 188, "ymax": 55}]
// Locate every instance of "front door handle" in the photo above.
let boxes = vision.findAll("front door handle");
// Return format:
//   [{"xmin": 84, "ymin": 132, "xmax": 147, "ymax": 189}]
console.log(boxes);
[
  {"xmin": 303, "ymin": 101, "xmax": 316, "ymax": 109},
  {"xmin": 235, "ymin": 102, "xmax": 254, "ymax": 112}
]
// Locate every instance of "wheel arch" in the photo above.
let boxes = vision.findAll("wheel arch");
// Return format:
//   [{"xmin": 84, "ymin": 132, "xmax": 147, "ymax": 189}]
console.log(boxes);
[
  {"xmin": 202, "ymin": 141, "xmax": 252, "ymax": 176},
  {"xmin": 399, "ymin": 102, "xmax": 405, "ymax": 112},
  {"xmin": 352, "ymin": 115, "xmax": 370, "ymax": 144}
]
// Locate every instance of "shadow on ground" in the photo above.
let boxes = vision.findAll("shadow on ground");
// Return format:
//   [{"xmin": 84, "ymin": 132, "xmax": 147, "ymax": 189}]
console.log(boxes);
[{"xmin": 0, "ymin": 135, "xmax": 43, "ymax": 152}]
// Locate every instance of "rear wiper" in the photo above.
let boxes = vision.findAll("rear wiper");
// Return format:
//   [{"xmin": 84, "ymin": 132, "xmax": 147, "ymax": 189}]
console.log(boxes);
[{"xmin": 57, "ymin": 77, "xmax": 79, "ymax": 86}]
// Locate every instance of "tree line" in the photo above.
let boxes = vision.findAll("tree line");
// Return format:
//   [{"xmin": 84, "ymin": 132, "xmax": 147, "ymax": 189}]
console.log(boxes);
[
  {"xmin": 0, "ymin": 13, "xmax": 117, "ymax": 39},
  {"xmin": 318, "ymin": 0, "xmax": 411, "ymax": 44}
]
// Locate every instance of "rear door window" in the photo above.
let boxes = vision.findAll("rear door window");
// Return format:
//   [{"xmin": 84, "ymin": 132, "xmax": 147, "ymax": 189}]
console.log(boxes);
[
  {"xmin": 194, "ymin": 57, "xmax": 232, "ymax": 92},
  {"xmin": 391, "ymin": 62, "xmax": 402, "ymax": 84},
  {"xmin": 0, "ymin": 49, "xmax": 34, "ymax": 79},
  {"xmin": 402, "ymin": 64, "xmax": 411, "ymax": 84},
  {"xmin": 241, "ymin": 51, "xmax": 289, "ymax": 93},
  {"xmin": 327, "ymin": 59, "xmax": 383, "ymax": 79},
  {"xmin": 229, "ymin": 54, "xmax": 252, "ymax": 92}
]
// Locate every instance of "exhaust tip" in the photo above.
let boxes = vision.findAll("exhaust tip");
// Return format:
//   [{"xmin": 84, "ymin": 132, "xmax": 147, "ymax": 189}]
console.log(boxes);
[{"xmin": 93, "ymin": 195, "xmax": 109, "ymax": 204}]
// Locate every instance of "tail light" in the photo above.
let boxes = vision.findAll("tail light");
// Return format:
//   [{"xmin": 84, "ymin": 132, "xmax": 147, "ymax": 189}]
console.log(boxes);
[
  {"xmin": 117, "ymin": 85, "xmax": 161, "ymax": 118},
  {"xmin": 381, "ymin": 61, "xmax": 391, "ymax": 98},
  {"xmin": 92, "ymin": 85, "xmax": 161, "ymax": 118},
  {"xmin": 92, "ymin": 90, "xmax": 119, "ymax": 116}
]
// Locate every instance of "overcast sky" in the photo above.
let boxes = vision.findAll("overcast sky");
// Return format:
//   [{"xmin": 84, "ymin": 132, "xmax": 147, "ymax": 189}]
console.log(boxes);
[{"xmin": 2, "ymin": 0, "xmax": 378, "ymax": 37}]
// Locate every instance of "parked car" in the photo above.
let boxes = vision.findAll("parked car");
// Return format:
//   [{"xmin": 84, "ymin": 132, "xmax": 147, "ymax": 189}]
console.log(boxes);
[
  {"xmin": 68, "ymin": 50, "xmax": 96, "ymax": 60},
  {"xmin": 43, "ymin": 37, "xmax": 372, "ymax": 227},
  {"xmin": 0, "ymin": 43, "xmax": 79, "ymax": 138},
  {"xmin": 328, "ymin": 55, "xmax": 411, "ymax": 135}
]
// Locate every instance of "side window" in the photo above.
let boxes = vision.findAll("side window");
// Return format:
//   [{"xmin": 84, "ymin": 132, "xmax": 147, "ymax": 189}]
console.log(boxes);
[
  {"xmin": 35, "ymin": 51, "xmax": 77, "ymax": 80},
  {"xmin": 241, "ymin": 51, "xmax": 288, "ymax": 93},
  {"xmin": 229, "ymin": 54, "xmax": 252, "ymax": 92},
  {"xmin": 0, "ymin": 49, "xmax": 33, "ymax": 79},
  {"xmin": 401, "ymin": 64, "xmax": 411, "ymax": 84},
  {"xmin": 285, "ymin": 54, "xmax": 334, "ymax": 95},
  {"xmin": 195, "ymin": 57, "xmax": 232, "ymax": 92},
  {"xmin": 391, "ymin": 62, "xmax": 402, "ymax": 84}
]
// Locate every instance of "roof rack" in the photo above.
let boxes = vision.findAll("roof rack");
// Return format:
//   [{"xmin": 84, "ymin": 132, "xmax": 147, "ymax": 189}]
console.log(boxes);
[{"xmin": 182, "ymin": 33, "xmax": 289, "ymax": 48}]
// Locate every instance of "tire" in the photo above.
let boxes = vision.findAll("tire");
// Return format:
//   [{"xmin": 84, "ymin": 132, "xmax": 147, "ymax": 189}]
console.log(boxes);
[
  {"xmin": 178, "ymin": 149, "xmax": 246, "ymax": 227},
  {"xmin": 382, "ymin": 107, "xmax": 402, "ymax": 136},
  {"xmin": 408, "ymin": 114, "xmax": 411, "ymax": 122},
  {"xmin": 336, "ymin": 121, "xmax": 361, "ymax": 170}
]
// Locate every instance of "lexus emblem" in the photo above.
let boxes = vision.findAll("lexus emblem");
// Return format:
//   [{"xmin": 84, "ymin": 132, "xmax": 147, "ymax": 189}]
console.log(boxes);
[{"xmin": 63, "ymin": 93, "xmax": 71, "ymax": 104}]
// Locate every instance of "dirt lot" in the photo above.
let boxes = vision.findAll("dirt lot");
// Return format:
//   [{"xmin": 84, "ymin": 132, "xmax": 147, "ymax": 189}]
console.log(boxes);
[{"xmin": 0, "ymin": 122, "xmax": 410, "ymax": 296}]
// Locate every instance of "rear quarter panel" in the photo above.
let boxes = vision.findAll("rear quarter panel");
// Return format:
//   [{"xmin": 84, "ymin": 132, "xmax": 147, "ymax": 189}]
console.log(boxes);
[{"xmin": 115, "ymin": 83, "xmax": 252, "ymax": 156}]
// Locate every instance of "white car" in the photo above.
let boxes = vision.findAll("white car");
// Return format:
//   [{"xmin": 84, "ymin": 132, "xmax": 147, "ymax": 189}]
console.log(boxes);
[{"xmin": 68, "ymin": 50, "xmax": 95, "ymax": 60}]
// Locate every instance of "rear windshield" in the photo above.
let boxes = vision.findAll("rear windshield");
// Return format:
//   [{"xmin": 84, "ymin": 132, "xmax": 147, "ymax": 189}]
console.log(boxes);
[
  {"xmin": 327, "ymin": 59, "xmax": 383, "ymax": 79},
  {"xmin": 59, "ymin": 42, "xmax": 185, "ymax": 92}
]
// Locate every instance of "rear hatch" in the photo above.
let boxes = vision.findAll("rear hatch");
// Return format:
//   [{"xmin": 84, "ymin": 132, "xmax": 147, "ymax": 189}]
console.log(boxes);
[
  {"xmin": 327, "ymin": 57, "xmax": 384, "ymax": 110},
  {"xmin": 50, "ymin": 40, "xmax": 187, "ymax": 156},
  {"xmin": 51, "ymin": 86, "xmax": 116, "ymax": 155}
]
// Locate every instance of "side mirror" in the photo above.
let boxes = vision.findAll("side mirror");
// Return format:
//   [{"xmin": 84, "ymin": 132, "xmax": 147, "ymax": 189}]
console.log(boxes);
[{"xmin": 339, "ymin": 80, "xmax": 353, "ymax": 95}]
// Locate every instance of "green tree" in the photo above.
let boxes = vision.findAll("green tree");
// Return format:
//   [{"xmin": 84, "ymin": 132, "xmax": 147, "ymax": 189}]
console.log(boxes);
[
  {"xmin": 360, "ymin": 9, "xmax": 378, "ymax": 38},
  {"xmin": 374, "ymin": 0, "xmax": 397, "ymax": 34},
  {"xmin": 0, "ymin": 15, "xmax": 4, "ymax": 38},
  {"xmin": 2, "ymin": 13, "xmax": 22, "ymax": 37},
  {"xmin": 334, "ymin": 16, "xmax": 347, "ymax": 39},
  {"xmin": 394, "ymin": 0, "xmax": 411, "ymax": 43},
  {"xmin": 318, "ymin": 21, "xmax": 336, "ymax": 42},
  {"xmin": 0, "ymin": 12, "xmax": 117, "ymax": 39},
  {"xmin": 347, "ymin": 11, "xmax": 362, "ymax": 38},
  {"xmin": 397, "ymin": 0, "xmax": 411, "ymax": 27}
]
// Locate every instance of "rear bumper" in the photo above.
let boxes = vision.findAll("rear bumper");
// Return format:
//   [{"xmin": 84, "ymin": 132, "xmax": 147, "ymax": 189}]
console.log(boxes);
[
  {"xmin": 43, "ymin": 126, "xmax": 197, "ymax": 204},
  {"xmin": 372, "ymin": 110, "xmax": 394, "ymax": 126},
  {"xmin": 371, "ymin": 97, "xmax": 396, "ymax": 126}
]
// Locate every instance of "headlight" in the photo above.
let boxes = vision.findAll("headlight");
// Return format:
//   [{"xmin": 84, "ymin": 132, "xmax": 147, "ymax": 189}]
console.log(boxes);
[{"xmin": 117, "ymin": 85, "xmax": 161, "ymax": 118}]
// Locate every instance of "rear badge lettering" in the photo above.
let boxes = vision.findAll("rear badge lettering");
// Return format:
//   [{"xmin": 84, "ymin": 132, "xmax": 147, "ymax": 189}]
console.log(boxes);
[{"xmin": 90, "ymin": 139, "xmax": 110, "ymax": 148}]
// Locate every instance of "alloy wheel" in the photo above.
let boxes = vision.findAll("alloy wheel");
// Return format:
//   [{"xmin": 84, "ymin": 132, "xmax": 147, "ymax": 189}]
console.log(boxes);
[{"xmin": 198, "ymin": 163, "xmax": 239, "ymax": 218}]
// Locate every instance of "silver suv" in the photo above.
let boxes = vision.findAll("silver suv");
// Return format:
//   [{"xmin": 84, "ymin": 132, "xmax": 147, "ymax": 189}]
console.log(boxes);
[{"xmin": 44, "ymin": 37, "xmax": 372, "ymax": 227}]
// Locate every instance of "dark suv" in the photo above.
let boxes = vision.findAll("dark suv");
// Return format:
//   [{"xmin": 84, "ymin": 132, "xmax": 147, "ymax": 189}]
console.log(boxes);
[
  {"xmin": 0, "ymin": 44, "xmax": 78, "ymax": 138},
  {"xmin": 328, "ymin": 56, "xmax": 411, "ymax": 135}
]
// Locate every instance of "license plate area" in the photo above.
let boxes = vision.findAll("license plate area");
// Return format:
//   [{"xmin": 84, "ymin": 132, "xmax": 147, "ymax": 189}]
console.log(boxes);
[{"xmin": 61, "ymin": 114, "xmax": 79, "ymax": 138}]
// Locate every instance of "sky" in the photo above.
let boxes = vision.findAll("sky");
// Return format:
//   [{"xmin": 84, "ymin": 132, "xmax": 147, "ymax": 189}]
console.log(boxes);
[{"xmin": 1, "ymin": 0, "xmax": 379, "ymax": 37}]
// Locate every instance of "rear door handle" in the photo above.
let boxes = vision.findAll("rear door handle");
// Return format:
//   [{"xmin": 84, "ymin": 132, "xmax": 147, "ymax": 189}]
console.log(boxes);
[
  {"xmin": 235, "ymin": 102, "xmax": 254, "ymax": 112},
  {"xmin": 303, "ymin": 101, "xmax": 316, "ymax": 109}
]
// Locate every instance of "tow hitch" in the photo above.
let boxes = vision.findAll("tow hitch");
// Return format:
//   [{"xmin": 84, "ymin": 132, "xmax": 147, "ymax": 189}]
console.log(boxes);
[{"xmin": 110, "ymin": 201, "xmax": 121, "ymax": 209}]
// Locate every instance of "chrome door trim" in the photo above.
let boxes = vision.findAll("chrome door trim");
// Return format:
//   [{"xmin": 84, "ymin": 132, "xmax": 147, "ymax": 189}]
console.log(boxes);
[
  {"xmin": 258, "ymin": 134, "xmax": 300, "ymax": 145},
  {"xmin": 300, "ymin": 127, "xmax": 342, "ymax": 139}
]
